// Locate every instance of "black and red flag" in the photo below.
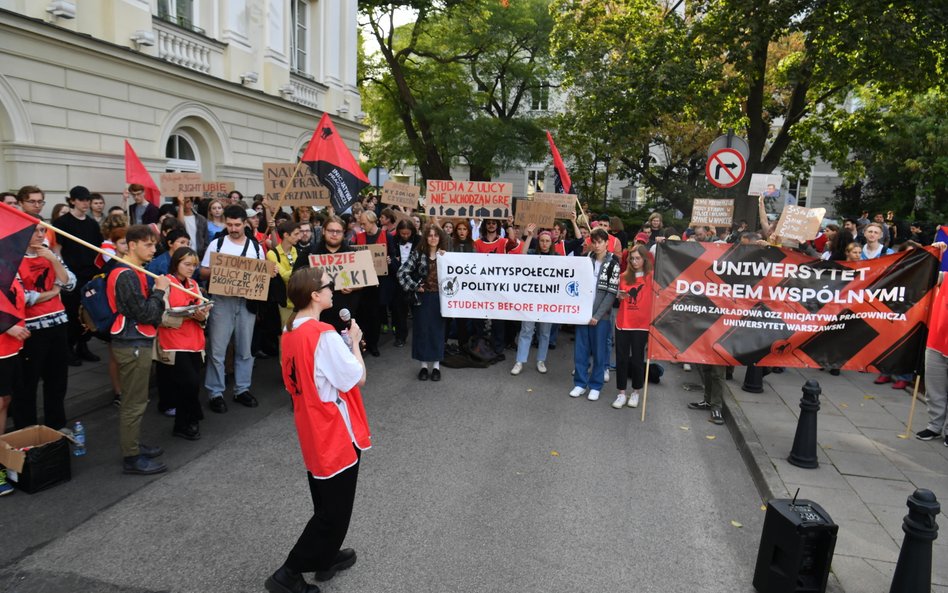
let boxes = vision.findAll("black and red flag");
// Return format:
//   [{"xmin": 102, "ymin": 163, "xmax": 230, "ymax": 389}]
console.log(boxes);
[
  {"xmin": 648, "ymin": 241, "xmax": 941, "ymax": 374},
  {"xmin": 300, "ymin": 113, "xmax": 370, "ymax": 213},
  {"xmin": 546, "ymin": 130, "xmax": 572, "ymax": 194},
  {"xmin": 0, "ymin": 202, "xmax": 38, "ymax": 333}
]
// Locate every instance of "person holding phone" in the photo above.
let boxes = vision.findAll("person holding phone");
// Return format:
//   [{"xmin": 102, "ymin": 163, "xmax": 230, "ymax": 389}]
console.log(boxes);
[
  {"xmin": 268, "ymin": 267, "xmax": 369, "ymax": 593},
  {"xmin": 612, "ymin": 244, "xmax": 652, "ymax": 409}
]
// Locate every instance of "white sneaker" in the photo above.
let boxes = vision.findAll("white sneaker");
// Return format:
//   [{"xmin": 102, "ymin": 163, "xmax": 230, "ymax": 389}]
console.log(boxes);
[
  {"xmin": 612, "ymin": 393, "xmax": 628, "ymax": 409},
  {"xmin": 683, "ymin": 363, "xmax": 692, "ymax": 372},
  {"xmin": 569, "ymin": 386, "xmax": 585, "ymax": 398},
  {"xmin": 537, "ymin": 361, "xmax": 547, "ymax": 374},
  {"xmin": 510, "ymin": 362, "xmax": 523, "ymax": 375},
  {"xmin": 628, "ymin": 391, "xmax": 640, "ymax": 408},
  {"xmin": 604, "ymin": 369, "xmax": 610, "ymax": 382},
  {"xmin": 587, "ymin": 389, "xmax": 600, "ymax": 401}
]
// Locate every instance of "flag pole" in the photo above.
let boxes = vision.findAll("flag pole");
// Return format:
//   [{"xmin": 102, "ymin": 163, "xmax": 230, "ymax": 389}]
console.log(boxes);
[
  {"xmin": 45, "ymin": 225, "xmax": 208, "ymax": 302},
  {"xmin": 575, "ymin": 196, "xmax": 592, "ymax": 232},
  {"xmin": 271, "ymin": 160, "xmax": 306, "ymax": 214},
  {"xmin": 641, "ymin": 358, "xmax": 651, "ymax": 422},
  {"xmin": 903, "ymin": 375, "xmax": 922, "ymax": 438}
]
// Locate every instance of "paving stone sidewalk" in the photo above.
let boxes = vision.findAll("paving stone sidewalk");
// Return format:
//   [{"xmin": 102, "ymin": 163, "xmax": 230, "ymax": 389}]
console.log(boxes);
[{"xmin": 721, "ymin": 364, "xmax": 947, "ymax": 593}]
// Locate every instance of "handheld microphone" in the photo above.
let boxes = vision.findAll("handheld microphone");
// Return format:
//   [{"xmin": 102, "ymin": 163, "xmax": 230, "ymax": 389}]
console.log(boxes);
[
  {"xmin": 339, "ymin": 308, "xmax": 352, "ymax": 330},
  {"xmin": 339, "ymin": 308, "xmax": 365, "ymax": 351}
]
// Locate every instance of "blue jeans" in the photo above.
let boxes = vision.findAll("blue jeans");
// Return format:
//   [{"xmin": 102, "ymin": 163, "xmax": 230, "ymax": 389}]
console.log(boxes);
[
  {"xmin": 573, "ymin": 319, "xmax": 611, "ymax": 391},
  {"xmin": 549, "ymin": 323, "xmax": 560, "ymax": 347},
  {"xmin": 205, "ymin": 296, "xmax": 256, "ymax": 398},
  {"xmin": 516, "ymin": 320, "xmax": 552, "ymax": 364}
]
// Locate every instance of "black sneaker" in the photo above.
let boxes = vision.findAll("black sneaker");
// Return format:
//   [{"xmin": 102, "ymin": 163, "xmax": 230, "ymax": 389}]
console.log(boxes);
[
  {"xmin": 123, "ymin": 455, "xmax": 167, "ymax": 475},
  {"xmin": 944, "ymin": 434, "xmax": 948, "ymax": 448},
  {"xmin": 916, "ymin": 429, "xmax": 941, "ymax": 441},
  {"xmin": 710, "ymin": 409, "xmax": 724, "ymax": 425},
  {"xmin": 418, "ymin": 368, "xmax": 429, "ymax": 381},
  {"xmin": 688, "ymin": 401, "xmax": 713, "ymax": 410},
  {"xmin": 234, "ymin": 391, "xmax": 259, "ymax": 408},
  {"xmin": 209, "ymin": 396, "xmax": 228, "ymax": 414},
  {"xmin": 430, "ymin": 368, "xmax": 441, "ymax": 382},
  {"xmin": 314, "ymin": 548, "xmax": 357, "ymax": 582}
]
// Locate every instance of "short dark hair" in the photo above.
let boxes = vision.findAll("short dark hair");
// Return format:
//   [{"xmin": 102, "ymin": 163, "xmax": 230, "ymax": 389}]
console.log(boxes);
[
  {"xmin": 90, "ymin": 192, "xmax": 105, "ymax": 203},
  {"xmin": 590, "ymin": 228, "xmax": 609, "ymax": 242},
  {"xmin": 128, "ymin": 183, "xmax": 145, "ymax": 193},
  {"xmin": 223, "ymin": 204, "xmax": 247, "ymax": 220},
  {"xmin": 126, "ymin": 224, "xmax": 158, "ymax": 244},
  {"xmin": 596, "ymin": 213, "xmax": 611, "ymax": 223},
  {"xmin": 17, "ymin": 185, "xmax": 43, "ymax": 202},
  {"xmin": 278, "ymin": 220, "xmax": 301, "ymax": 238},
  {"xmin": 165, "ymin": 228, "xmax": 190, "ymax": 247}
]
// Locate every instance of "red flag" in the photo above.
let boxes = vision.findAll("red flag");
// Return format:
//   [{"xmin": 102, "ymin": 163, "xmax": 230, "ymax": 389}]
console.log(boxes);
[
  {"xmin": 300, "ymin": 113, "xmax": 369, "ymax": 212},
  {"xmin": 124, "ymin": 140, "xmax": 161, "ymax": 207},
  {"xmin": 546, "ymin": 130, "xmax": 573, "ymax": 195},
  {"xmin": 0, "ymin": 202, "xmax": 38, "ymax": 333}
]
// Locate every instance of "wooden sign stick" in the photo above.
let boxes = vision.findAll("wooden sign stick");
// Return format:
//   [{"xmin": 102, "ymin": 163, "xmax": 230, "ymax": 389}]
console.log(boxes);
[
  {"xmin": 903, "ymin": 375, "xmax": 922, "ymax": 437},
  {"xmin": 641, "ymin": 359, "xmax": 651, "ymax": 422},
  {"xmin": 575, "ymin": 196, "xmax": 592, "ymax": 232},
  {"xmin": 46, "ymin": 225, "xmax": 208, "ymax": 302},
  {"xmin": 271, "ymin": 160, "xmax": 306, "ymax": 213}
]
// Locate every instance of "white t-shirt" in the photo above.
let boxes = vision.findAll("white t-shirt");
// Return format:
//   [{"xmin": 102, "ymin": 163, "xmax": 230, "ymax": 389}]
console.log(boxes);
[
  {"xmin": 183, "ymin": 214, "xmax": 198, "ymax": 247},
  {"xmin": 200, "ymin": 234, "xmax": 263, "ymax": 268}
]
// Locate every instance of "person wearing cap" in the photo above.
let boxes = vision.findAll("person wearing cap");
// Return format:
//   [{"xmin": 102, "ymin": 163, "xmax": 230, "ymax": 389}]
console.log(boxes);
[
  {"xmin": 125, "ymin": 183, "xmax": 160, "ymax": 225},
  {"xmin": 53, "ymin": 186, "xmax": 104, "ymax": 365}
]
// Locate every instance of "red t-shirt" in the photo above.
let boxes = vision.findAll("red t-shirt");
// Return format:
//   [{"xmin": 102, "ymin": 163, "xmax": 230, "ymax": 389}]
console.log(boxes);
[
  {"xmin": 928, "ymin": 283, "xmax": 948, "ymax": 356},
  {"xmin": 474, "ymin": 237, "xmax": 506, "ymax": 254},
  {"xmin": 616, "ymin": 273, "xmax": 653, "ymax": 331}
]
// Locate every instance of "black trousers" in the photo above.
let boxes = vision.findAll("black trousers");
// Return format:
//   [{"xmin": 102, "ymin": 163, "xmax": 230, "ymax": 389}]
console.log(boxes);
[
  {"xmin": 615, "ymin": 329, "xmax": 648, "ymax": 391},
  {"xmin": 286, "ymin": 453, "xmax": 361, "ymax": 573},
  {"xmin": 156, "ymin": 351, "xmax": 205, "ymax": 429},
  {"xmin": 14, "ymin": 323, "xmax": 68, "ymax": 430},
  {"xmin": 392, "ymin": 290, "xmax": 411, "ymax": 342},
  {"xmin": 356, "ymin": 286, "xmax": 382, "ymax": 351}
]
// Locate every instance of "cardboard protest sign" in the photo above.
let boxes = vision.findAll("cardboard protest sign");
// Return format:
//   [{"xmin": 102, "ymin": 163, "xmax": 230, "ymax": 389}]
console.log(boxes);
[
  {"xmin": 160, "ymin": 173, "xmax": 203, "ymax": 197},
  {"xmin": 351, "ymin": 243, "xmax": 388, "ymax": 276},
  {"xmin": 774, "ymin": 205, "xmax": 826, "ymax": 243},
  {"xmin": 263, "ymin": 163, "xmax": 330, "ymax": 207},
  {"xmin": 648, "ymin": 241, "xmax": 939, "ymax": 373},
  {"xmin": 532, "ymin": 192, "xmax": 577, "ymax": 220},
  {"xmin": 437, "ymin": 253, "xmax": 594, "ymax": 324},
  {"xmin": 690, "ymin": 198, "xmax": 735, "ymax": 227},
  {"xmin": 201, "ymin": 181, "xmax": 236, "ymax": 201},
  {"xmin": 514, "ymin": 198, "xmax": 557, "ymax": 228},
  {"xmin": 748, "ymin": 174, "xmax": 783, "ymax": 197},
  {"xmin": 308, "ymin": 250, "xmax": 379, "ymax": 288},
  {"xmin": 425, "ymin": 180, "xmax": 512, "ymax": 219},
  {"xmin": 208, "ymin": 253, "xmax": 274, "ymax": 300},
  {"xmin": 381, "ymin": 181, "xmax": 420, "ymax": 210}
]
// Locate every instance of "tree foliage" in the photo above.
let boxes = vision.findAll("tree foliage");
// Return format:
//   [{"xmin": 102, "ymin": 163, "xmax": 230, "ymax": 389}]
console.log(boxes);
[
  {"xmin": 360, "ymin": 0, "xmax": 553, "ymax": 181},
  {"xmin": 550, "ymin": 0, "xmax": 948, "ymax": 224}
]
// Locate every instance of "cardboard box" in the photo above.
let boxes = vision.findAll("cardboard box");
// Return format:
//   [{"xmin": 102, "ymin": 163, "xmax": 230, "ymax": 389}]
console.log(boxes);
[{"xmin": 0, "ymin": 425, "xmax": 72, "ymax": 493}]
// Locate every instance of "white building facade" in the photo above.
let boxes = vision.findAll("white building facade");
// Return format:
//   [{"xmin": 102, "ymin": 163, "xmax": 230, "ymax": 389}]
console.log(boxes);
[{"xmin": 0, "ymin": 0, "xmax": 363, "ymax": 211}]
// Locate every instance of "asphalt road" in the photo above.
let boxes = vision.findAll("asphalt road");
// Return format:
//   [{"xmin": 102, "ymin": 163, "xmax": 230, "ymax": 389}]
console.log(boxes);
[{"xmin": 1, "ymin": 335, "xmax": 765, "ymax": 593}]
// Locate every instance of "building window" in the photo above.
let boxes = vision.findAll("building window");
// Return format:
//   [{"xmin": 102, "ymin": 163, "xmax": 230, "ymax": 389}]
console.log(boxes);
[
  {"xmin": 157, "ymin": 0, "xmax": 202, "ymax": 33},
  {"xmin": 165, "ymin": 132, "xmax": 200, "ymax": 172},
  {"xmin": 531, "ymin": 82, "xmax": 549, "ymax": 111},
  {"xmin": 291, "ymin": 0, "xmax": 309, "ymax": 74},
  {"xmin": 527, "ymin": 170, "xmax": 545, "ymax": 194},
  {"xmin": 787, "ymin": 175, "xmax": 809, "ymax": 207}
]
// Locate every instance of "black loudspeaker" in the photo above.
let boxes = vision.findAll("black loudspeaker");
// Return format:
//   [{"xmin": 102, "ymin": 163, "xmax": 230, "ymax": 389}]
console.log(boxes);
[{"xmin": 753, "ymin": 499, "xmax": 838, "ymax": 593}]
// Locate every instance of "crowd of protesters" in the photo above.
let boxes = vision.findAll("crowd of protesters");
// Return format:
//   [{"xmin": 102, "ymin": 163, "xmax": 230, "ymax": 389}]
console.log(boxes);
[{"xmin": 0, "ymin": 182, "xmax": 945, "ymax": 497}]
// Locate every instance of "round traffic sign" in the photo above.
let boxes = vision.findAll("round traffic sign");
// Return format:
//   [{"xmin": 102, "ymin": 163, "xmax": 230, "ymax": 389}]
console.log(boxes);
[{"xmin": 705, "ymin": 148, "xmax": 746, "ymax": 189}]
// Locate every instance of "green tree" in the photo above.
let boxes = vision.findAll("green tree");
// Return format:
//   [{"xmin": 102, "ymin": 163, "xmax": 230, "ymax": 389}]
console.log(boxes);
[
  {"xmin": 361, "ymin": 0, "xmax": 553, "ymax": 182},
  {"xmin": 551, "ymin": 0, "xmax": 948, "ymax": 226}
]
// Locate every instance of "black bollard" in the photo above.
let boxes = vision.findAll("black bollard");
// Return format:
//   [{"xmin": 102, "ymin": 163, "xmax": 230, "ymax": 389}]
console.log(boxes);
[
  {"xmin": 889, "ymin": 489, "xmax": 940, "ymax": 593},
  {"xmin": 788, "ymin": 379, "xmax": 821, "ymax": 468},
  {"xmin": 743, "ymin": 364, "xmax": 764, "ymax": 393}
]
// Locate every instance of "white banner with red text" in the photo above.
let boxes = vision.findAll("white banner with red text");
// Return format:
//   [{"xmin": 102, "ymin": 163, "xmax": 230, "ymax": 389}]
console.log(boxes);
[{"xmin": 436, "ymin": 253, "xmax": 594, "ymax": 324}]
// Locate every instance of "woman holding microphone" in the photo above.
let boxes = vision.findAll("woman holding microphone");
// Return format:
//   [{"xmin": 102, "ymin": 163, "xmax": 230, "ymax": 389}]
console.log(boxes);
[{"xmin": 267, "ymin": 267, "xmax": 369, "ymax": 593}]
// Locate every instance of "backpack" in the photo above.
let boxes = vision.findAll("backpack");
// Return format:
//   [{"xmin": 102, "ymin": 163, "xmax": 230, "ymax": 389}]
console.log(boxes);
[{"xmin": 79, "ymin": 272, "xmax": 117, "ymax": 335}]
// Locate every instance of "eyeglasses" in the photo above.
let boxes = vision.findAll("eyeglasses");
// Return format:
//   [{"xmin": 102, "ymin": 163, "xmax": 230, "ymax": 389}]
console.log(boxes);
[
  {"xmin": 24, "ymin": 199, "xmax": 45, "ymax": 206},
  {"xmin": 325, "ymin": 228, "xmax": 344, "ymax": 235},
  {"xmin": 315, "ymin": 280, "xmax": 335, "ymax": 293}
]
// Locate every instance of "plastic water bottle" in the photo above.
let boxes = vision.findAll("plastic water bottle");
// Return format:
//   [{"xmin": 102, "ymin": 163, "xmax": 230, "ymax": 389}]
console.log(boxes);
[{"xmin": 73, "ymin": 421, "xmax": 86, "ymax": 457}]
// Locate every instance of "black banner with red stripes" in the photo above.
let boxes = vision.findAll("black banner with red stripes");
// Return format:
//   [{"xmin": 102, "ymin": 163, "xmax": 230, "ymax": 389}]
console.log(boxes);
[{"xmin": 648, "ymin": 242, "xmax": 940, "ymax": 374}]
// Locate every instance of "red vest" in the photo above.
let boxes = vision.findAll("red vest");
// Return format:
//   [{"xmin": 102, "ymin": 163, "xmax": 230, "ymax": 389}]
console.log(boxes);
[
  {"xmin": 554, "ymin": 240, "xmax": 566, "ymax": 256},
  {"xmin": 106, "ymin": 267, "xmax": 157, "ymax": 338},
  {"xmin": 928, "ymin": 283, "xmax": 948, "ymax": 356},
  {"xmin": 281, "ymin": 319, "xmax": 371, "ymax": 478},
  {"xmin": 18, "ymin": 255, "xmax": 66, "ymax": 321},
  {"xmin": 355, "ymin": 229, "xmax": 388, "ymax": 246},
  {"xmin": 157, "ymin": 275, "xmax": 205, "ymax": 352},
  {"xmin": 0, "ymin": 279, "xmax": 25, "ymax": 358}
]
